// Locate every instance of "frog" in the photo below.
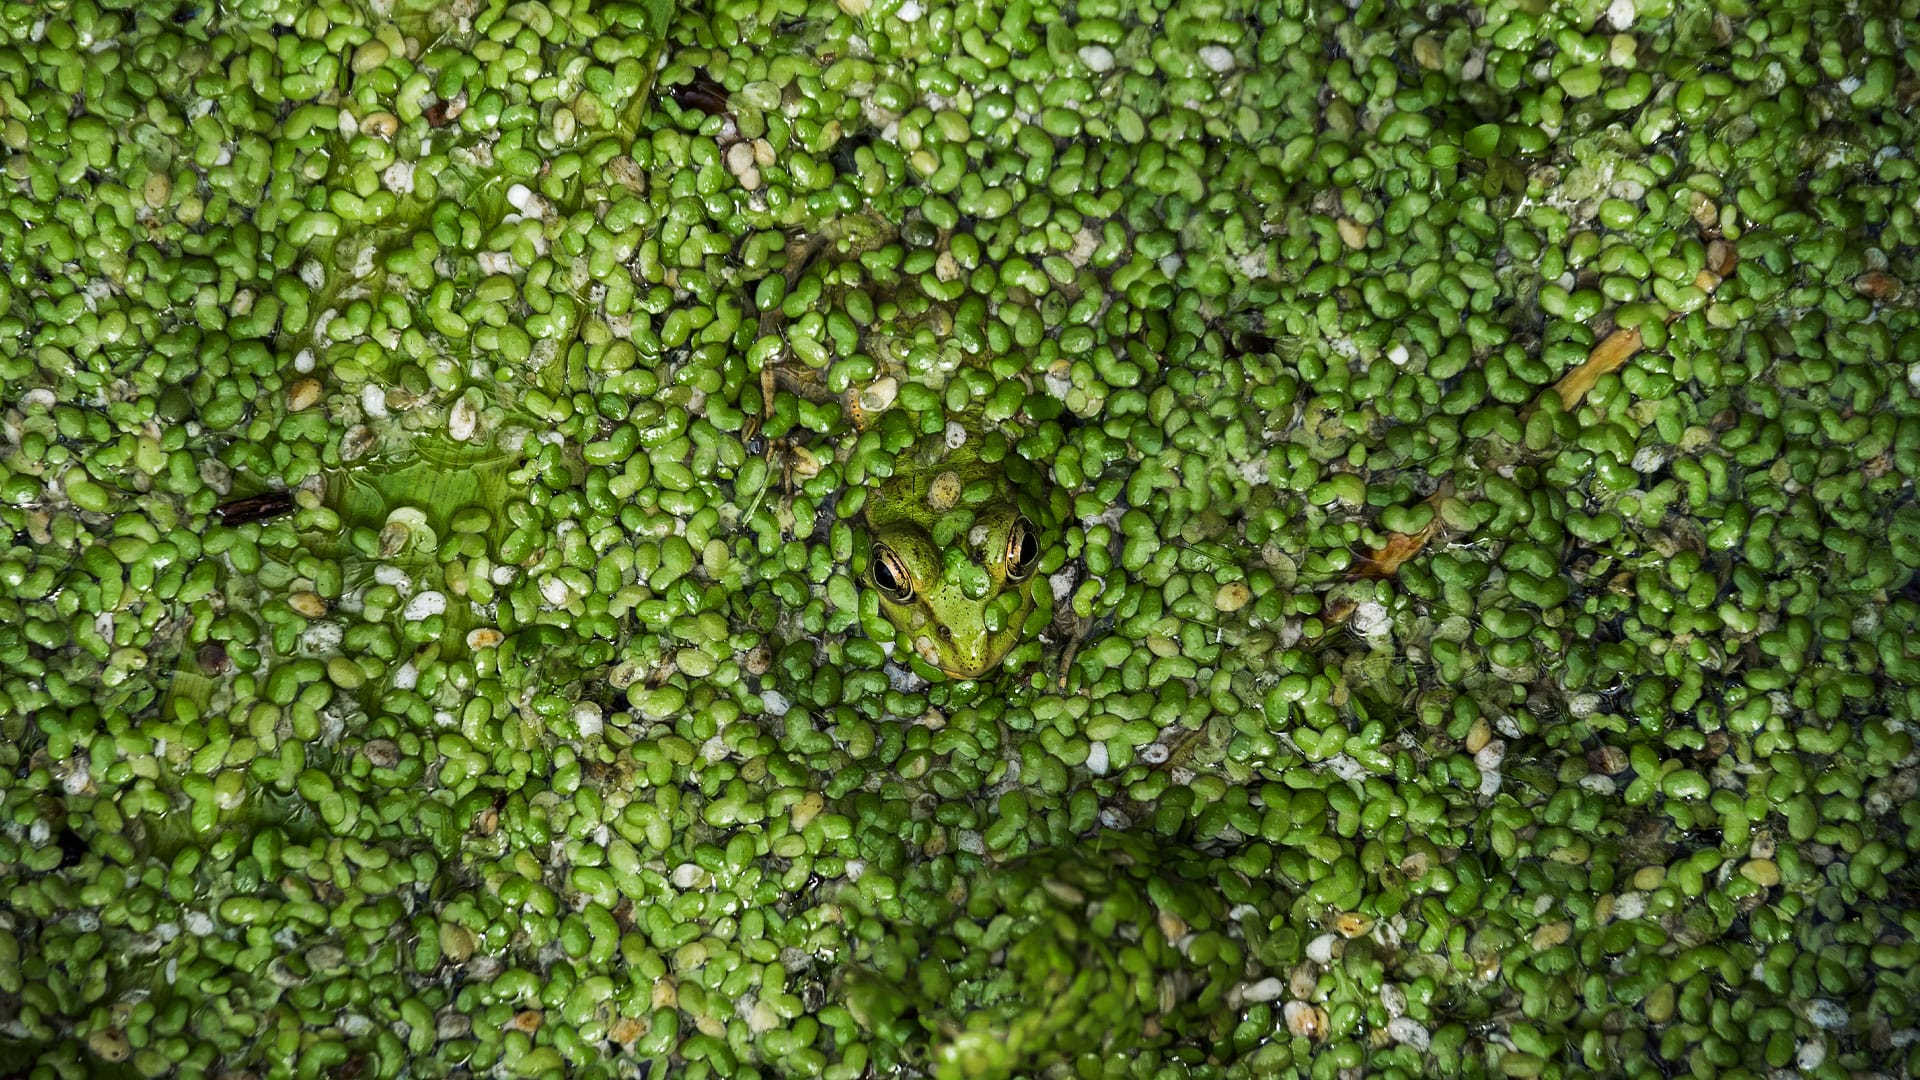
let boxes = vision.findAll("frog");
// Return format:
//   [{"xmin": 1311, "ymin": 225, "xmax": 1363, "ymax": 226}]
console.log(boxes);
[
  {"xmin": 861, "ymin": 419, "xmax": 1061, "ymax": 680},
  {"xmin": 744, "ymin": 214, "xmax": 1075, "ymax": 679}
]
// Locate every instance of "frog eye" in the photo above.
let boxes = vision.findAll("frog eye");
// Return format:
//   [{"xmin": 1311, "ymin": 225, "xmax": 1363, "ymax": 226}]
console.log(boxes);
[
  {"xmin": 870, "ymin": 545, "xmax": 915, "ymax": 603},
  {"xmin": 1005, "ymin": 517, "xmax": 1040, "ymax": 583}
]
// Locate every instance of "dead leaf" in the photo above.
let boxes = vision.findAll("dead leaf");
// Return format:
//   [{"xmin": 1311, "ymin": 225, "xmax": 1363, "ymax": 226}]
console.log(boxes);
[{"xmin": 1349, "ymin": 483, "xmax": 1455, "ymax": 580}]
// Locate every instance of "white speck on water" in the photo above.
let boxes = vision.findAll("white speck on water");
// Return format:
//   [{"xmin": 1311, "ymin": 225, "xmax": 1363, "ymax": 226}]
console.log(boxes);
[
  {"xmin": 1078, "ymin": 45, "xmax": 1114, "ymax": 73},
  {"xmin": 896, "ymin": 0, "xmax": 922, "ymax": 21},
  {"xmin": 1306, "ymin": 933, "xmax": 1340, "ymax": 965},
  {"xmin": 1606, "ymin": 0, "xmax": 1635, "ymax": 30},
  {"xmin": 392, "ymin": 660, "xmax": 418, "ymax": 690},
  {"xmin": 759, "ymin": 690, "xmax": 790, "ymax": 716},
  {"xmin": 293, "ymin": 348, "xmax": 316, "ymax": 374},
  {"xmin": 845, "ymin": 859, "xmax": 867, "ymax": 882},
  {"xmin": 745, "ymin": 997, "xmax": 779, "ymax": 1034},
  {"xmin": 573, "ymin": 702, "xmax": 603, "ymax": 738},
  {"xmin": 383, "ymin": 160, "xmax": 415, "ymax": 194},
  {"xmin": 449, "ymin": 397, "xmax": 478, "ymax": 441},
  {"xmin": 1326, "ymin": 754, "xmax": 1369, "ymax": 782},
  {"xmin": 944, "ymin": 421, "xmax": 968, "ymax": 449},
  {"xmin": 1630, "ymin": 445, "xmax": 1667, "ymax": 473},
  {"xmin": 373, "ymin": 564, "xmax": 410, "ymax": 588},
  {"xmin": 1351, "ymin": 600, "xmax": 1393, "ymax": 639},
  {"xmin": 1198, "ymin": 45, "xmax": 1234, "ymax": 72},
  {"xmin": 671, "ymin": 864, "xmax": 711, "ymax": 890},
  {"xmin": 1609, "ymin": 178, "xmax": 1646, "ymax": 202},
  {"xmin": 1387, "ymin": 1017, "xmax": 1430, "ymax": 1050},
  {"xmin": 1380, "ymin": 982, "xmax": 1407, "ymax": 1017},
  {"xmin": 1475, "ymin": 739, "xmax": 1507, "ymax": 773},
  {"xmin": 1805, "ymin": 1000, "xmax": 1850, "ymax": 1030},
  {"xmin": 301, "ymin": 622, "xmax": 343, "ymax": 653},
  {"xmin": 1578, "ymin": 774, "xmax": 1617, "ymax": 796},
  {"xmin": 1085, "ymin": 742, "xmax": 1109, "ymax": 776},
  {"xmin": 185, "ymin": 911, "xmax": 214, "ymax": 936},
  {"xmin": 726, "ymin": 141, "xmax": 756, "ymax": 178},
  {"xmin": 361, "ymin": 384, "xmax": 390, "ymax": 419},
  {"xmin": 402, "ymin": 591, "xmax": 448, "ymax": 621},
  {"xmin": 538, "ymin": 576, "xmax": 572, "ymax": 607},
  {"xmin": 1044, "ymin": 366, "xmax": 1074, "ymax": 399},
  {"xmin": 1235, "ymin": 977, "xmax": 1283, "ymax": 1004}
]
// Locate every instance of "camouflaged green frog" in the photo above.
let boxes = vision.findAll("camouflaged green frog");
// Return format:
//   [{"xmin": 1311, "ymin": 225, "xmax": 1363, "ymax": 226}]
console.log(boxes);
[
  {"xmin": 861, "ymin": 421, "xmax": 1060, "ymax": 680},
  {"xmin": 751, "ymin": 215, "xmax": 1070, "ymax": 679}
]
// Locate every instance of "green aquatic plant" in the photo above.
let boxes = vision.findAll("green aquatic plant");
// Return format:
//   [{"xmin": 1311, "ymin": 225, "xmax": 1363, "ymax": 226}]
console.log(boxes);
[{"xmin": 2, "ymin": 0, "xmax": 1920, "ymax": 1076}]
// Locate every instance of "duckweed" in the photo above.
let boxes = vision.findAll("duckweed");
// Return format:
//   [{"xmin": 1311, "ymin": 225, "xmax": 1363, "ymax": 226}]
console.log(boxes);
[{"xmin": 4, "ymin": 0, "xmax": 1920, "ymax": 1076}]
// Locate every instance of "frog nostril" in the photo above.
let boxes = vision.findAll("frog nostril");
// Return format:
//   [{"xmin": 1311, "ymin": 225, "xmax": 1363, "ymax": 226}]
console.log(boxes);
[{"xmin": 937, "ymin": 625, "xmax": 952, "ymax": 640}]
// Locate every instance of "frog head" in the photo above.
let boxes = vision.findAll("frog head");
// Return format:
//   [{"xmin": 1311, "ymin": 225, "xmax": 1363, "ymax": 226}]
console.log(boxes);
[{"xmin": 865, "ymin": 466, "xmax": 1045, "ymax": 679}]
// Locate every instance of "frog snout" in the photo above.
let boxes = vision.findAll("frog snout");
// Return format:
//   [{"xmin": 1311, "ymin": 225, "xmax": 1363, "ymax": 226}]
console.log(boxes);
[{"xmin": 935, "ymin": 623, "xmax": 993, "ymax": 677}]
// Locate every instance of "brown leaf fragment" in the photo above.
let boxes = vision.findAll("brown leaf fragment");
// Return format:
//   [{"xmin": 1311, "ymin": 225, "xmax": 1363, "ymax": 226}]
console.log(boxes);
[
  {"xmin": 1855, "ymin": 270, "xmax": 1904, "ymax": 301},
  {"xmin": 1533, "ymin": 237, "xmax": 1738, "ymax": 416},
  {"xmin": 1350, "ymin": 483, "xmax": 1455, "ymax": 580},
  {"xmin": 1348, "ymin": 523, "xmax": 1442, "ymax": 580},
  {"xmin": 1539, "ymin": 325, "xmax": 1645, "ymax": 414},
  {"xmin": 213, "ymin": 489, "xmax": 295, "ymax": 525}
]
